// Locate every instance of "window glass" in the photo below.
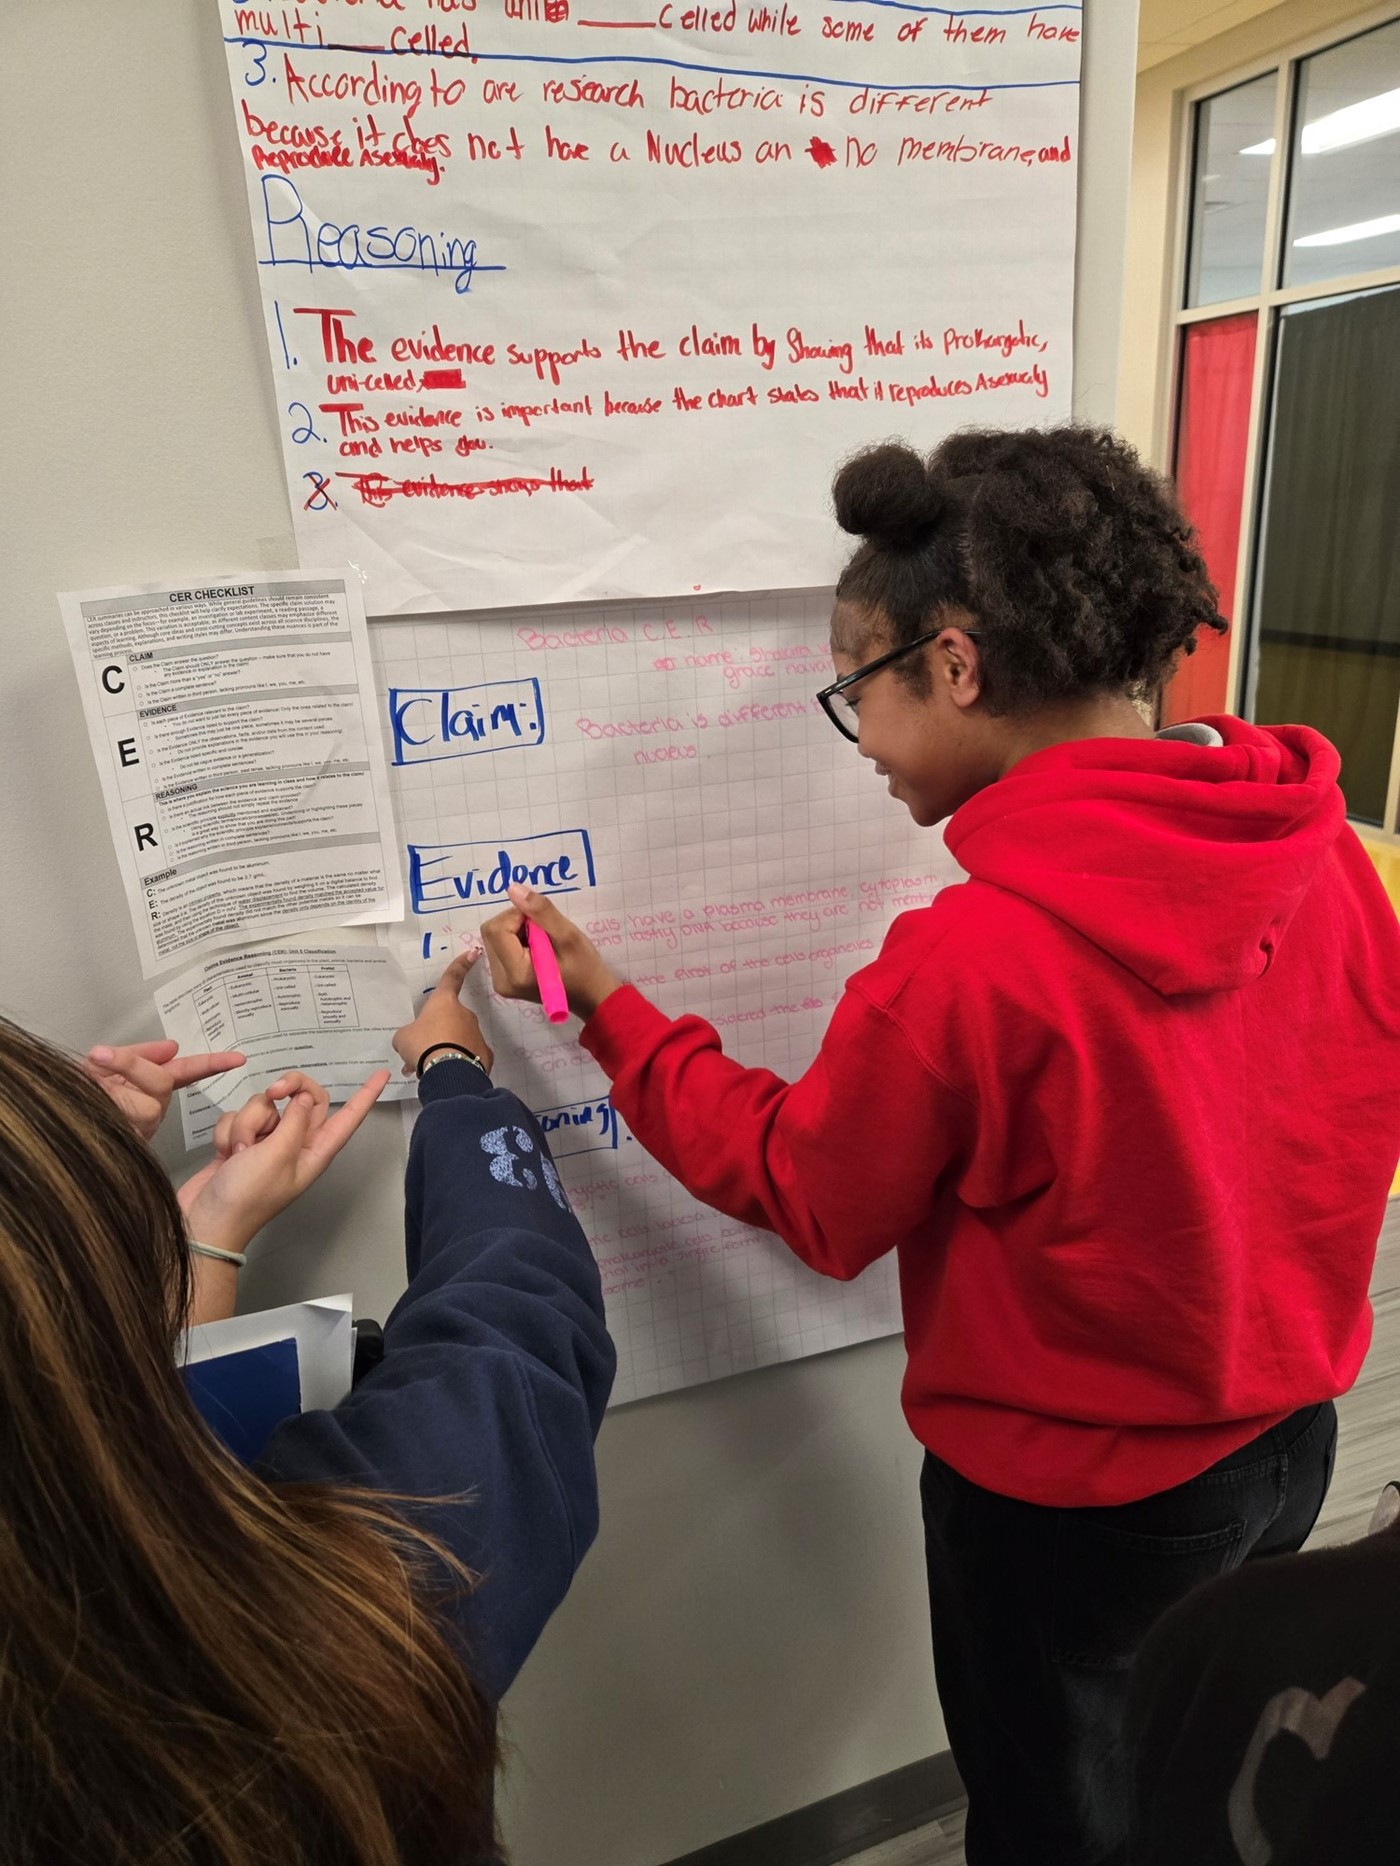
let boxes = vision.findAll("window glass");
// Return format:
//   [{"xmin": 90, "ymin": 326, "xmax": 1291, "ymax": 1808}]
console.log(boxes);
[
  {"xmin": 1186, "ymin": 73, "xmax": 1278, "ymax": 307},
  {"xmin": 1251, "ymin": 286, "xmax": 1400, "ymax": 823},
  {"xmin": 1284, "ymin": 18, "xmax": 1400, "ymax": 288},
  {"xmin": 1163, "ymin": 313, "xmax": 1258, "ymax": 724}
]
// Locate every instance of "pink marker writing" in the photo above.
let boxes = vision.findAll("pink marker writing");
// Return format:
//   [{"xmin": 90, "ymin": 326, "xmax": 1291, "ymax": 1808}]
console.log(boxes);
[{"xmin": 527, "ymin": 921, "xmax": 570, "ymax": 1025}]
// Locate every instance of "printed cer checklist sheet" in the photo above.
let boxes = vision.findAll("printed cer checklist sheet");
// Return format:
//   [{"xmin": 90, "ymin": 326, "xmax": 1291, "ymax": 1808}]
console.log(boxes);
[{"xmin": 61, "ymin": 572, "xmax": 402, "ymax": 978}]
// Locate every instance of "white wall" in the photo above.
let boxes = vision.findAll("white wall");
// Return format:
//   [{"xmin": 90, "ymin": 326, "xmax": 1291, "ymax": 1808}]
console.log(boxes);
[{"xmin": 0, "ymin": 4, "xmax": 1136, "ymax": 1860}]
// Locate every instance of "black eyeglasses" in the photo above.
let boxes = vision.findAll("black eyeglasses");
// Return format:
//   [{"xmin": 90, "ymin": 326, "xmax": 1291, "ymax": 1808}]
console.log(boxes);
[{"xmin": 816, "ymin": 628, "xmax": 979, "ymax": 742}]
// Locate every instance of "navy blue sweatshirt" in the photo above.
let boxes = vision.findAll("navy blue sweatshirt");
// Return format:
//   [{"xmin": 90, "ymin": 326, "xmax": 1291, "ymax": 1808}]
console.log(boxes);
[{"xmin": 258, "ymin": 1060, "xmax": 616, "ymax": 1702}]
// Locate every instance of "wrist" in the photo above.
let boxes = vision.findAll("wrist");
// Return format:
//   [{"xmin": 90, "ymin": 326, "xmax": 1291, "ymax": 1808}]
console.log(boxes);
[
  {"xmin": 404, "ymin": 1018, "xmax": 491, "ymax": 1071},
  {"xmin": 184, "ymin": 1202, "xmax": 257, "ymax": 1260},
  {"xmin": 571, "ymin": 966, "xmax": 625, "ymax": 1023},
  {"xmin": 416, "ymin": 1042, "xmax": 490, "ymax": 1079},
  {"xmin": 188, "ymin": 1255, "xmax": 239, "ymax": 1327}
]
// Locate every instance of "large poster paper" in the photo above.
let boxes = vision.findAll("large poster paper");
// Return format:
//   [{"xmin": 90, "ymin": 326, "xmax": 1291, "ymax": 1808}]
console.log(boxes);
[
  {"xmin": 218, "ymin": 1, "xmax": 1082, "ymax": 612},
  {"xmin": 376, "ymin": 590, "xmax": 965, "ymax": 1401}
]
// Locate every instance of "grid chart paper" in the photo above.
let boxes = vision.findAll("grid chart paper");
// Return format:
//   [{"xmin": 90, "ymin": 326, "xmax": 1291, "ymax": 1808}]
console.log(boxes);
[{"xmin": 375, "ymin": 590, "xmax": 963, "ymax": 1403}]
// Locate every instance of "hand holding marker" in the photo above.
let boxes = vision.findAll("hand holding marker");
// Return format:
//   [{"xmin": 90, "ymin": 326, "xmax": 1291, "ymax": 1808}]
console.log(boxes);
[
  {"xmin": 527, "ymin": 921, "xmax": 570, "ymax": 1024},
  {"xmin": 481, "ymin": 884, "xmax": 625, "ymax": 1023}
]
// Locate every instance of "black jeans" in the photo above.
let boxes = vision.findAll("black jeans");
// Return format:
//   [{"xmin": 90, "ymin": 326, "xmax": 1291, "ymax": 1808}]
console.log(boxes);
[{"xmin": 920, "ymin": 1402, "xmax": 1338, "ymax": 1866}]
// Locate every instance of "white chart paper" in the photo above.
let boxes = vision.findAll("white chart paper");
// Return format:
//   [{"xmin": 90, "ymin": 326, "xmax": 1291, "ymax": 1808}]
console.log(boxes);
[
  {"xmin": 61, "ymin": 572, "xmax": 404, "ymax": 978},
  {"xmin": 158, "ymin": 940, "xmax": 416, "ymax": 1149},
  {"xmin": 377, "ymin": 591, "xmax": 963, "ymax": 1402},
  {"xmin": 218, "ymin": 0, "xmax": 1082, "ymax": 612}
]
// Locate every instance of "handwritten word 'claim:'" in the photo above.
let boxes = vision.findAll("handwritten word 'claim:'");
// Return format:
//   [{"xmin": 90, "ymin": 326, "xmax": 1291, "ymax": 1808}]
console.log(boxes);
[{"xmin": 389, "ymin": 678, "xmax": 546, "ymax": 766}]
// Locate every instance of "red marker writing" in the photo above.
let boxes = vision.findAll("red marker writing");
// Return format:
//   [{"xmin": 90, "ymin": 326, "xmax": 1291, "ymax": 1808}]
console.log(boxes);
[{"xmin": 527, "ymin": 921, "xmax": 570, "ymax": 1024}]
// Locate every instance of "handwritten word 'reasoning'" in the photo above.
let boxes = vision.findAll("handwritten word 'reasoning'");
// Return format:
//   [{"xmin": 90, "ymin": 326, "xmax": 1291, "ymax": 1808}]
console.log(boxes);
[
  {"xmin": 408, "ymin": 829, "xmax": 596, "ymax": 914},
  {"xmin": 389, "ymin": 678, "xmax": 545, "ymax": 765},
  {"xmin": 538, "ymin": 1095, "xmax": 628, "ymax": 1158},
  {"xmin": 259, "ymin": 174, "xmax": 502, "ymax": 293}
]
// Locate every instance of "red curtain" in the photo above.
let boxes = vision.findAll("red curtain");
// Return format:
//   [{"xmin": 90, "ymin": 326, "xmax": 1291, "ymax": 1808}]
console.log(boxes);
[{"xmin": 1162, "ymin": 312, "xmax": 1257, "ymax": 725}]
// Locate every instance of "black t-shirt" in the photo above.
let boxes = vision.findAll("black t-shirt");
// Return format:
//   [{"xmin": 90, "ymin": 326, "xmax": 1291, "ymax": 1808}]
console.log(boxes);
[{"xmin": 1128, "ymin": 1522, "xmax": 1400, "ymax": 1863}]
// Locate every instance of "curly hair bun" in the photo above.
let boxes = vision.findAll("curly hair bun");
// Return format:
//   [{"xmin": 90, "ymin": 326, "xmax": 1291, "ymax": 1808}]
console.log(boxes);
[
  {"xmin": 833, "ymin": 442, "xmax": 947, "ymax": 552},
  {"xmin": 831, "ymin": 424, "xmax": 1227, "ymax": 710}
]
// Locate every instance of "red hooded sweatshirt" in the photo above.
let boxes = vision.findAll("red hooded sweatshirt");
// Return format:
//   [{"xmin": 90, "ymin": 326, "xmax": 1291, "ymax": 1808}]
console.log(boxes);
[{"xmin": 582, "ymin": 719, "xmax": 1400, "ymax": 1506}]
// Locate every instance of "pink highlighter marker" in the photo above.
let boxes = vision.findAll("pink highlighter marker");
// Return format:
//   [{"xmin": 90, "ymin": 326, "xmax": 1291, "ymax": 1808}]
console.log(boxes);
[{"xmin": 527, "ymin": 921, "xmax": 570, "ymax": 1024}]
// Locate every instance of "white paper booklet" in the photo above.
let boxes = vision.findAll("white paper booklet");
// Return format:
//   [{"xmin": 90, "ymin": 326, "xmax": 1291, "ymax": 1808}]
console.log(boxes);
[
  {"xmin": 182, "ymin": 1294, "xmax": 355, "ymax": 1413},
  {"xmin": 60, "ymin": 571, "xmax": 403, "ymax": 978}
]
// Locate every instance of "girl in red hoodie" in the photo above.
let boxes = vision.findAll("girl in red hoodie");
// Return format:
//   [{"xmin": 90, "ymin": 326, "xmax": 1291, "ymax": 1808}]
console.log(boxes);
[{"xmin": 481, "ymin": 427, "xmax": 1400, "ymax": 1866}]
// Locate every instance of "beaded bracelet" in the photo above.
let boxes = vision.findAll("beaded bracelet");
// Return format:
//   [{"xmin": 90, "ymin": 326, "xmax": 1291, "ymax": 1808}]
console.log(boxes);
[{"xmin": 416, "ymin": 1042, "xmax": 491, "ymax": 1080}]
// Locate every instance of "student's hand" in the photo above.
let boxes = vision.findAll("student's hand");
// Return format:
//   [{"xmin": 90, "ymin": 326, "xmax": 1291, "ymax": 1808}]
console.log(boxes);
[
  {"xmin": 83, "ymin": 1039, "xmax": 246, "ymax": 1142},
  {"xmin": 176, "ymin": 1069, "xmax": 390, "ymax": 1257},
  {"xmin": 481, "ymin": 885, "xmax": 624, "ymax": 1022},
  {"xmin": 393, "ymin": 949, "xmax": 494, "ymax": 1076},
  {"xmin": 211, "ymin": 1069, "xmax": 332, "ymax": 1153}
]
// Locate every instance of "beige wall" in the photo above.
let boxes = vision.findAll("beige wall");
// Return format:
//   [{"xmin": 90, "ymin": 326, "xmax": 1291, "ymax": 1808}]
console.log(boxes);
[{"xmin": 1119, "ymin": 0, "xmax": 1385, "ymax": 463}]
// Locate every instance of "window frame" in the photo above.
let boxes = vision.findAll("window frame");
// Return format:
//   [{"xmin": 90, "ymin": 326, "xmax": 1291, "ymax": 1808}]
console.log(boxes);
[{"xmin": 1162, "ymin": 6, "xmax": 1400, "ymax": 836}]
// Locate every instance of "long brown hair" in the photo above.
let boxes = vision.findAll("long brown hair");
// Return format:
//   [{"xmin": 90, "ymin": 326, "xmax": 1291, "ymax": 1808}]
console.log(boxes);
[{"xmin": 0, "ymin": 1017, "xmax": 498, "ymax": 1864}]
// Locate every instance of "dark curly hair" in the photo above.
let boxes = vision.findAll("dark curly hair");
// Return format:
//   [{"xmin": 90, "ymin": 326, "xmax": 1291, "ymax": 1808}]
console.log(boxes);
[{"xmin": 832, "ymin": 426, "xmax": 1227, "ymax": 712}]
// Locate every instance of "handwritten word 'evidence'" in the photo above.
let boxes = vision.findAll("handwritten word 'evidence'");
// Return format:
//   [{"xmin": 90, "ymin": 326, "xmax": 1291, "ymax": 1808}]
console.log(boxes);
[{"xmin": 408, "ymin": 828, "xmax": 597, "ymax": 913}]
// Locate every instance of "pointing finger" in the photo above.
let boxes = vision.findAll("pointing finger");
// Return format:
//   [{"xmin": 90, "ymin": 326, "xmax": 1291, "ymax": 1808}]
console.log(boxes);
[
  {"xmin": 434, "ymin": 949, "xmax": 478, "ymax": 999},
  {"xmin": 166, "ymin": 1051, "xmax": 247, "ymax": 1090},
  {"xmin": 305, "ymin": 1069, "xmax": 391, "ymax": 1170}
]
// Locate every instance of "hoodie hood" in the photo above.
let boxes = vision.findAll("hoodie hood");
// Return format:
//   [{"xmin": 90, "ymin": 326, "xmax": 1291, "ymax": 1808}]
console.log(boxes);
[{"xmin": 944, "ymin": 718, "xmax": 1346, "ymax": 996}]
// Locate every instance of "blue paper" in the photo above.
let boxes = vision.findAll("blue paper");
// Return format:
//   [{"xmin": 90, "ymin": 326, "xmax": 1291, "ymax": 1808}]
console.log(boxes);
[{"xmin": 185, "ymin": 1337, "xmax": 302, "ymax": 1463}]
